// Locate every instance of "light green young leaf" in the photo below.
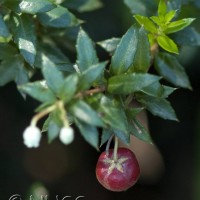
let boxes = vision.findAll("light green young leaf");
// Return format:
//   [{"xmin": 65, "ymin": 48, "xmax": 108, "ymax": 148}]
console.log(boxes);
[
  {"xmin": 38, "ymin": 5, "xmax": 80, "ymax": 28},
  {"xmin": 165, "ymin": 18, "xmax": 195, "ymax": 34},
  {"xmin": 0, "ymin": 15, "xmax": 11, "ymax": 39},
  {"xmin": 130, "ymin": 27, "xmax": 151, "ymax": 73},
  {"xmin": 18, "ymin": 81, "xmax": 56, "ymax": 102},
  {"xmin": 165, "ymin": 10, "xmax": 176, "ymax": 23},
  {"xmin": 76, "ymin": 28, "xmax": 99, "ymax": 72},
  {"xmin": 158, "ymin": 0, "xmax": 167, "ymax": 17},
  {"xmin": 129, "ymin": 119, "xmax": 153, "ymax": 143},
  {"xmin": 157, "ymin": 34, "xmax": 179, "ymax": 54},
  {"xmin": 11, "ymin": 14, "xmax": 36, "ymax": 66},
  {"xmin": 108, "ymin": 73, "xmax": 161, "ymax": 95},
  {"xmin": 42, "ymin": 56, "xmax": 65, "ymax": 95},
  {"xmin": 75, "ymin": 119, "xmax": 99, "ymax": 150},
  {"xmin": 97, "ymin": 37, "xmax": 120, "ymax": 54},
  {"xmin": 70, "ymin": 100, "xmax": 104, "ymax": 127},
  {"xmin": 78, "ymin": 61, "xmax": 107, "ymax": 90},
  {"xmin": 136, "ymin": 93, "xmax": 178, "ymax": 121},
  {"xmin": 154, "ymin": 52, "xmax": 192, "ymax": 89},
  {"xmin": 134, "ymin": 15, "xmax": 158, "ymax": 33},
  {"xmin": 19, "ymin": 0, "xmax": 56, "ymax": 14},
  {"xmin": 110, "ymin": 26, "xmax": 138, "ymax": 75}
]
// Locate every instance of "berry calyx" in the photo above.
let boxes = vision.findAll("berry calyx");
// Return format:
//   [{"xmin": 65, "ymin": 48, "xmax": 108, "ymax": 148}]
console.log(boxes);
[{"xmin": 96, "ymin": 148, "xmax": 140, "ymax": 192}]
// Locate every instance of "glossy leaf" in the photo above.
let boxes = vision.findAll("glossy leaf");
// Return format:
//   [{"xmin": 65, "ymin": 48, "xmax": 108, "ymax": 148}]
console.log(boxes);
[
  {"xmin": 19, "ymin": 0, "xmax": 55, "ymax": 14},
  {"xmin": 11, "ymin": 14, "xmax": 36, "ymax": 66},
  {"xmin": 18, "ymin": 81, "xmax": 56, "ymax": 102},
  {"xmin": 130, "ymin": 27, "xmax": 151, "ymax": 73},
  {"xmin": 108, "ymin": 73, "xmax": 161, "ymax": 95},
  {"xmin": 78, "ymin": 61, "xmax": 107, "ymax": 90},
  {"xmin": 70, "ymin": 100, "xmax": 104, "ymax": 127},
  {"xmin": 97, "ymin": 37, "xmax": 120, "ymax": 54},
  {"xmin": 110, "ymin": 26, "xmax": 138, "ymax": 75},
  {"xmin": 38, "ymin": 5, "xmax": 79, "ymax": 28},
  {"xmin": 0, "ymin": 14, "xmax": 10, "ymax": 38},
  {"xmin": 129, "ymin": 119, "xmax": 153, "ymax": 143},
  {"xmin": 98, "ymin": 96, "xmax": 129, "ymax": 144},
  {"xmin": 42, "ymin": 56, "xmax": 65, "ymax": 95},
  {"xmin": 155, "ymin": 52, "xmax": 192, "ymax": 89},
  {"xmin": 157, "ymin": 34, "xmax": 179, "ymax": 54},
  {"xmin": 75, "ymin": 119, "xmax": 99, "ymax": 150},
  {"xmin": 62, "ymin": 0, "xmax": 103, "ymax": 12},
  {"xmin": 165, "ymin": 18, "xmax": 195, "ymax": 34},
  {"xmin": 134, "ymin": 15, "xmax": 158, "ymax": 33},
  {"xmin": 76, "ymin": 28, "xmax": 99, "ymax": 72},
  {"xmin": 136, "ymin": 93, "xmax": 178, "ymax": 121}
]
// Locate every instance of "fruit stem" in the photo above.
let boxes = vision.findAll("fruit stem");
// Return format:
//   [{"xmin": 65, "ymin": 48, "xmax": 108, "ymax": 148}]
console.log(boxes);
[
  {"xmin": 113, "ymin": 136, "xmax": 119, "ymax": 162},
  {"xmin": 106, "ymin": 134, "xmax": 114, "ymax": 156}
]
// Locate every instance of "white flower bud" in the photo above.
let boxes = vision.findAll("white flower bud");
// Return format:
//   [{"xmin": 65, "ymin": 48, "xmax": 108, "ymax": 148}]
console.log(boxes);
[
  {"xmin": 23, "ymin": 125, "xmax": 41, "ymax": 148},
  {"xmin": 59, "ymin": 126, "xmax": 74, "ymax": 145}
]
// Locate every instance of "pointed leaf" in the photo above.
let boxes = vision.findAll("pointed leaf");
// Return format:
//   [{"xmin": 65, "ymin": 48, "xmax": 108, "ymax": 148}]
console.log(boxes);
[
  {"xmin": 113, "ymin": 129, "xmax": 130, "ymax": 145},
  {"xmin": 19, "ymin": 0, "xmax": 55, "ymax": 14},
  {"xmin": 108, "ymin": 73, "xmax": 161, "ymax": 95},
  {"xmin": 11, "ymin": 14, "xmax": 36, "ymax": 66},
  {"xmin": 70, "ymin": 100, "xmax": 104, "ymax": 127},
  {"xmin": 79, "ymin": 61, "xmax": 107, "ymax": 90},
  {"xmin": 110, "ymin": 26, "xmax": 138, "ymax": 75},
  {"xmin": 75, "ymin": 119, "xmax": 99, "ymax": 150},
  {"xmin": 157, "ymin": 34, "xmax": 179, "ymax": 54},
  {"xmin": 48, "ymin": 121, "xmax": 60, "ymax": 143},
  {"xmin": 129, "ymin": 119, "xmax": 153, "ymax": 143},
  {"xmin": 155, "ymin": 52, "xmax": 192, "ymax": 89},
  {"xmin": 97, "ymin": 37, "xmax": 120, "ymax": 54},
  {"xmin": 76, "ymin": 28, "xmax": 98, "ymax": 72},
  {"xmin": 165, "ymin": 10, "xmax": 176, "ymax": 23},
  {"xmin": 136, "ymin": 93, "xmax": 178, "ymax": 121},
  {"xmin": 130, "ymin": 27, "xmax": 151, "ymax": 72},
  {"xmin": 38, "ymin": 5, "xmax": 79, "ymax": 28},
  {"xmin": 100, "ymin": 129, "xmax": 113, "ymax": 147},
  {"xmin": 18, "ymin": 81, "xmax": 56, "ymax": 102},
  {"xmin": 134, "ymin": 15, "xmax": 158, "ymax": 33},
  {"xmin": 158, "ymin": 0, "xmax": 167, "ymax": 16},
  {"xmin": 165, "ymin": 18, "xmax": 195, "ymax": 34}
]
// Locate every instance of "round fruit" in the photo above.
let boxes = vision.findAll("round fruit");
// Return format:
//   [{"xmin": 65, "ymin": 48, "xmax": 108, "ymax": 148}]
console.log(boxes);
[{"xmin": 96, "ymin": 147, "xmax": 140, "ymax": 192}]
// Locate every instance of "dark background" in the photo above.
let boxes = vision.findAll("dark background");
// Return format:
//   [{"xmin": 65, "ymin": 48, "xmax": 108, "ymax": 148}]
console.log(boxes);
[{"xmin": 1, "ymin": 1, "xmax": 200, "ymax": 199}]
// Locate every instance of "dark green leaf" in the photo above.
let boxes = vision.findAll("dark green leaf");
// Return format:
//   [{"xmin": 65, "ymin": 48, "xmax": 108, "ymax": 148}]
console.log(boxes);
[
  {"xmin": 76, "ymin": 28, "xmax": 98, "ymax": 72},
  {"xmin": 42, "ymin": 56, "xmax": 65, "ymax": 95},
  {"xmin": 48, "ymin": 121, "xmax": 60, "ymax": 143},
  {"xmin": 157, "ymin": 34, "xmax": 179, "ymax": 54},
  {"xmin": 158, "ymin": 0, "xmax": 167, "ymax": 17},
  {"xmin": 0, "ymin": 55, "xmax": 28, "ymax": 86},
  {"xmin": 161, "ymin": 86, "xmax": 177, "ymax": 98},
  {"xmin": 100, "ymin": 128, "xmax": 113, "ymax": 147},
  {"xmin": 126, "ymin": 107, "xmax": 144, "ymax": 119},
  {"xmin": 19, "ymin": 0, "xmax": 56, "ymax": 14},
  {"xmin": 129, "ymin": 119, "xmax": 153, "ymax": 143},
  {"xmin": 0, "ymin": 14, "xmax": 10, "ymax": 38},
  {"xmin": 18, "ymin": 81, "xmax": 56, "ymax": 102},
  {"xmin": 78, "ymin": 61, "xmax": 107, "ymax": 90},
  {"xmin": 136, "ymin": 93, "xmax": 178, "ymax": 121},
  {"xmin": 70, "ymin": 100, "xmax": 104, "ymax": 127},
  {"xmin": 97, "ymin": 37, "xmax": 120, "ymax": 54},
  {"xmin": 130, "ymin": 27, "xmax": 151, "ymax": 73},
  {"xmin": 108, "ymin": 73, "xmax": 161, "ymax": 95},
  {"xmin": 98, "ymin": 96, "xmax": 129, "ymax": 144},
  {"xmin": 134, "ymin": 15, "xmax": 158, "ymax": 33},
  {"xmin": 0, "ymin": 44, "xmax": 18, "ymax": 60},
  {"xmin": 165, "ymin": 18, "xmax": 195, "ymax": 34},
  {"xmin": 171, "ymin": 27, "xmax": 200, "ymax": 46},
  {"xmin": 113, "ymin": 129, "xmax": 130, "ymax": 145},
  {"xmin": 75, "ymin": 119, "xmax": 99, "ymax": 150},
  {"xmin": 34, "ymin": 43, "xmax": 74, "ymax": 72},
  {"xmin": 60, "ymin": 74, "xmax": 78, "ymax": 102},
  {"xmin": 38, "ymin": 5, "xmax": 79, "ymax": 28},
  {"xmin": 11, "ymin": 14, "xmax": 36, "ymax": 66},
  {"xmin": 155, "ymin": 52, "xmax": 192, "ymax": 89},
  {"xmin": 62, "ymin": 0, "xmax": 103, "ymax": 12},
  {"xmin": 110, "ymin": 26, "xmax": 138, "ymax": 75}
]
